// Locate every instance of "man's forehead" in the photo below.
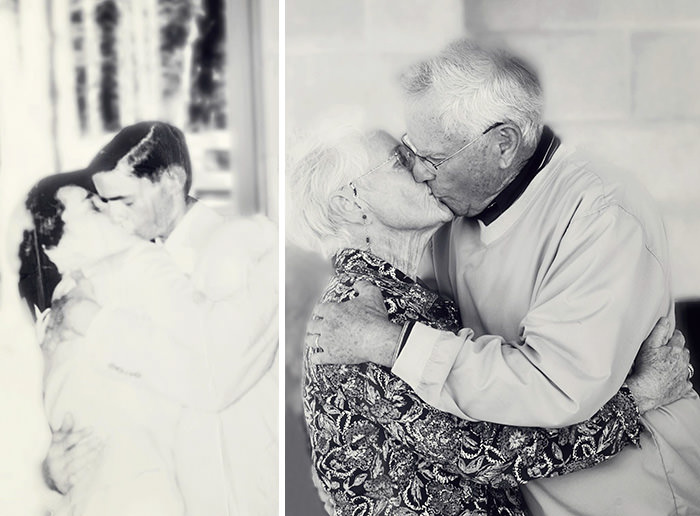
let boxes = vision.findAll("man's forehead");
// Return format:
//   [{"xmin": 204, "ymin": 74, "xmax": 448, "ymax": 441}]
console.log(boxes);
[
  {"xmin": 405, "ymin": 97, "xmax": 454, "ymax": 153},
  {"xmin": 93, "ymin": 167, "xmax": 140, "ymax": 197}
]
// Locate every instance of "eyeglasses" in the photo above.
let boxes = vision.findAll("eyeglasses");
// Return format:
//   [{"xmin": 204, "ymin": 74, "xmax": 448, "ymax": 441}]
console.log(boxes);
[
  {"xmin": 348, "ymin": 144, "xmax": 415, "ymax": 188},
  {"xmin": 401, "ymin": 122, "xmax": 504, "ymax": 172}
]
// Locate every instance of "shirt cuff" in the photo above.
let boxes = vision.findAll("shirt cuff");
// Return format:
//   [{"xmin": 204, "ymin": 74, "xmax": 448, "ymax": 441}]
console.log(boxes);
[
  {"xmin": 391, "ymin": 322, "xmax": 476, "ymax": 419},
  {"xmin": 391, "ymin": 322, "xmax": 466, "ymax": 389}
]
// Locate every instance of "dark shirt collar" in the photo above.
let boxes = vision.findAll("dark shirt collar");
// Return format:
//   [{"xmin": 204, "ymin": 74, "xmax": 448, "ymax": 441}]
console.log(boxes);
[{"xmin": 475, "ymin": 125, "xmax": 560, "ymax": 226}]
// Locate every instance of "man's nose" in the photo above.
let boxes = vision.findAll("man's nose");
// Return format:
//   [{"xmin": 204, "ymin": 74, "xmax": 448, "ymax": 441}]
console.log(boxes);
[{"xmin": 411, "ymin": 159, "xmax": 436, "ymax": 183}]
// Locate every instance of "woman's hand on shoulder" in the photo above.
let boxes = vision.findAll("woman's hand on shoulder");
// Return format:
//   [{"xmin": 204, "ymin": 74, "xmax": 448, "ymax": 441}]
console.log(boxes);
[
  {"xmin": 42, "ymin": 278, "xmax": 100, "ymax": 353},
  {"xmin": 306, "ymin": 281, "xmax": 401, "ymax": 368}
]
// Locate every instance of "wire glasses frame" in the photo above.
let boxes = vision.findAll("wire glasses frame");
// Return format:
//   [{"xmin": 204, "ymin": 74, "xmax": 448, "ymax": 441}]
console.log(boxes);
[
  {"xmin": 401, "ymin": 122, "xmax": 504, "ymax": 172},
  {"xmin": 347, "ymin": 145, "xmax": 412, "ymax": 191}
]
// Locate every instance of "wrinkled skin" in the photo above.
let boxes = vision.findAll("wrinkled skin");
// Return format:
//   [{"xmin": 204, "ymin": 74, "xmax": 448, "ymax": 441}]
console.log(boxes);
[
  {"xmin": 626, "ymin": 323, "xmax": 693, "ymax": 413},
  {"xmin": 307, "ymin": 282, "xmax": 400, "ymax": 368}
]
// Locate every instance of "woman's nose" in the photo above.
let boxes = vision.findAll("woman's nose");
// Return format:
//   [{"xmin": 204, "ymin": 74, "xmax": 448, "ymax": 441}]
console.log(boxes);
[{"xmin": 411, "ymin": 160, "xmax": 436, "ymax": 183}]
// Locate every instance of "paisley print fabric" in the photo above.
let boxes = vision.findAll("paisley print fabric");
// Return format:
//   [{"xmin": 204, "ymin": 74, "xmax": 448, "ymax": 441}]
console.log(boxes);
[{"xmin": 303, "ymin": 248, "xmax": 642, "ymax": 516}]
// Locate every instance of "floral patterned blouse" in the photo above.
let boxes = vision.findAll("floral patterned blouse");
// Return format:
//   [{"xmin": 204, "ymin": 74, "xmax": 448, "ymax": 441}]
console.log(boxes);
[{"xmin": 303, "ymin": 248, "xmax": 642, "ymax": 516}]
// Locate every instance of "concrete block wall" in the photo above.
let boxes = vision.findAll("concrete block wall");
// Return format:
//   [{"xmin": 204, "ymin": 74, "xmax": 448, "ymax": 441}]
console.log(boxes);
[
  {"xmin": 286, "ymin": 0, "xmax": 467, "ymax": 136},
  {"xmin": 464, "ymin": 0, "xmax": 700, "ymax": 299}
]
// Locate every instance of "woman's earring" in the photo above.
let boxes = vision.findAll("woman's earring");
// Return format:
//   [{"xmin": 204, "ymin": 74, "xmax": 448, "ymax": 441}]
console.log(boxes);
[
  {"xmin": 361, "ymin": 213, "xmax": 371, "ymax": 251},
  {"xmin": 350, "ymin": 182, "xmax": 372, "ymax": 252}
]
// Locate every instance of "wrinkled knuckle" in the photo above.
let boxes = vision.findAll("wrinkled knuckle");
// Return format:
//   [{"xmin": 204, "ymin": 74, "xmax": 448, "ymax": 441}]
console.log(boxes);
[{"xmin": 673, "ymin": 334, "xmax": 686, "ymax": 347}]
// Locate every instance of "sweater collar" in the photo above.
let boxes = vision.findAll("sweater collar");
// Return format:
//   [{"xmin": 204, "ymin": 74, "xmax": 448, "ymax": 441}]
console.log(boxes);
[{"xmin": 475, "ymin": 125, "xmax": 560, "ymax": 226}]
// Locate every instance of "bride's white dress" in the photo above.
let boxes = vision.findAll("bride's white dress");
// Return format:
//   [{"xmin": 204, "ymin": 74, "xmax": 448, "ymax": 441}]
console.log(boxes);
[{"xmin": 41, "ymin": 190, "xmax": 186, "ymax": 515}]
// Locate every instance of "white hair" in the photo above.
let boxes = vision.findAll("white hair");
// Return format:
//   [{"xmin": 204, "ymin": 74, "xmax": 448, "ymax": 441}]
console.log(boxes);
[
  {"xmin": 286, "ymin": 118, "xmax": 371, "ymax": 259},
  {"xmin": 401, "ymin": 38, "xmax": 544, "ymax": 146}
]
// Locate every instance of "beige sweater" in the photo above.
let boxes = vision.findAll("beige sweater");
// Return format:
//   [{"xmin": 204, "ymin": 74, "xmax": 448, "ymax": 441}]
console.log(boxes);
[{"xmin": 394, "ymin": 145, "xmax": 700, "ymax": 515}]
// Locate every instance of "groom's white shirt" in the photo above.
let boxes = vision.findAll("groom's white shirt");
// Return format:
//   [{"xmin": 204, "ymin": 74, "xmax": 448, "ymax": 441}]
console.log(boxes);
[
  {"xmin": 394, "ymin": 146, "xmax": 700, "ymax": 515},
  {"xmin": 85, "ymin": 202, "xmax": 278, "ymax": 515}
]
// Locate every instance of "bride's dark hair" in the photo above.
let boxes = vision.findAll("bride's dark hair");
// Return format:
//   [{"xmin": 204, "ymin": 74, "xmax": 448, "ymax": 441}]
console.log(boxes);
[{"xmin": 18, "ymin": 171, "xmax": 97, "ymax": 316}]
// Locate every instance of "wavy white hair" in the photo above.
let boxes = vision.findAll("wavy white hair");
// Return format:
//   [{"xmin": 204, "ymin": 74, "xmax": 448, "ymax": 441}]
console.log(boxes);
[
  {"xmin": 401, "ymin": 38, "xmax": 544, "ymax": 146},
  {"xmin": 286, "ymin": 116, "xmax": 371, "ymax": 259}
]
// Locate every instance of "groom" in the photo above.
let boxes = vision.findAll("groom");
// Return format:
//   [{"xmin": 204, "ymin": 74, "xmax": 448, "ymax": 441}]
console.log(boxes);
[
  {"xmin": 309, "ymin": 39, "xmax": 700, "ymax": 515},
  {"xmin": 34, "ymin": 122, "xmax": 278, "ymax": 515}
]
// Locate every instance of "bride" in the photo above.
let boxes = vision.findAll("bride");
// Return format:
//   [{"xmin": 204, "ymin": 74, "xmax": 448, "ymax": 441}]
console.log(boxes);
[{"xmin": 22, "ymin": 182, "xmax": 186, "ymax": 516}]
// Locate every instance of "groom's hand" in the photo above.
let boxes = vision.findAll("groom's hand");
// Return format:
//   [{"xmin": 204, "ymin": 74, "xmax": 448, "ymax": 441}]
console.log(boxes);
[
  {"xmin": 43, "ymin": 414, "xmax": 104, "ymax": 494},
  {"xmin": 306, "ymin": 281, "xmax": 401, "ymax": 367}
]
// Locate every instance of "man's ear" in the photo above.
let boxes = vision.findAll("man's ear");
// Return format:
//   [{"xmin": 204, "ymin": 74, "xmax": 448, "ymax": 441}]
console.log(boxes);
[
  {"xmin": 163, "ymin": 165, "xmax": 188, "ymax": 192},
  {"xmin": 328, "ymin": 186, "xmax": 366, "ymax": 225},
  {"xmin": 494, "ymin": 125, "xmax": 522, "ymax": 169}
]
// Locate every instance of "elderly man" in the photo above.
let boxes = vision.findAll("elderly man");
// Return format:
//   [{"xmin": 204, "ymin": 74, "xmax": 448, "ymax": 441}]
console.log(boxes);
[
  {"xmin": 310, "ymin": 39, "xmax": 700, "ymax": 515},
  {"xmin": 35, "ymin": 121, "xmax": 278, "ymax": 515}
]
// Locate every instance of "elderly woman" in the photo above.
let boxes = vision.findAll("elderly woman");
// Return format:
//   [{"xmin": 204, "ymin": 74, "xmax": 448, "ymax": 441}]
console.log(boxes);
[{"xmin": 287, "ymin": 127, "xmax": 691, "ymax": 516}]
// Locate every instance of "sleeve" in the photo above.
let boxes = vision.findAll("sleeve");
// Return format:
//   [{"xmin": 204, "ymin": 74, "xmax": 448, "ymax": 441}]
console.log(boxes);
[
  {"xmin": 393, "ymin": 207, "xmax": 671, "ymax": 426},
  {"xmin": 83, "ymin": 217, "xmax": 278, "ymax": 412},
  {"xmin": 338, "ymin": 361, "xmax": 642, "ymax": 488}
]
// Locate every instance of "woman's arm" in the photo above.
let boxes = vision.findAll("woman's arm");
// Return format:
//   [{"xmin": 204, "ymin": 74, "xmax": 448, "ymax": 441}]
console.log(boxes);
[{"xmin": 337, "ymin": 366, "xmax": 636, "ymax": 488}]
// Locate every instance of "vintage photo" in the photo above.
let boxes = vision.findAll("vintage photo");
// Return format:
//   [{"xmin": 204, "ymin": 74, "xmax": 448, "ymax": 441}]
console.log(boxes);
[
  {"xmin": 0, "ymin": 1, "xmax": 278, "ymax": 515},
  {"xmin": 285, "ymin": 1, "xmax": 700, "ymax": 515}
]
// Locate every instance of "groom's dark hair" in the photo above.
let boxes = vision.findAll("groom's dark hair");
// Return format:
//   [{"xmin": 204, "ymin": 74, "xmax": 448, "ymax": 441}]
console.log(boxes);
[{"xmin": 89, "ymin": 121, "xmax": 193, "ymax": 195}]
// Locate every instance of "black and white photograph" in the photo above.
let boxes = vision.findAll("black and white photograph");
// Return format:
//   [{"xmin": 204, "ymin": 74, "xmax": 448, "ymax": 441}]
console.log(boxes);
[
  {"xmin": 0, "ymin": 1, "xmax": 279, "ymax": 515},
  {"xmin": 285, "ymin": 1, "xmax": 700, "ymax": 515}
]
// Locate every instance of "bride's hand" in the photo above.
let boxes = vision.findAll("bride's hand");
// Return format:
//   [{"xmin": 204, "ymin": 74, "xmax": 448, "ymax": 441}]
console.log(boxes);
[{"xmin": 42, "ymin": 291, "xmax": 100, "ymax": 353}]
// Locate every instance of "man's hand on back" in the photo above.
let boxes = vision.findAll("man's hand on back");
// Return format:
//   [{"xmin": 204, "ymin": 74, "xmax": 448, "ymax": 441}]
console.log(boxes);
[{"xmin": 43, "ymin": 414, "xmax": 104, "ymax": 494}]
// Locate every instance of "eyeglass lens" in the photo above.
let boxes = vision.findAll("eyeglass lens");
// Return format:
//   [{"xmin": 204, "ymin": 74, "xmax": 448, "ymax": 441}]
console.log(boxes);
[{"xmin": 395, "ymin": 144, "xmax": 416, "ymax": 171}]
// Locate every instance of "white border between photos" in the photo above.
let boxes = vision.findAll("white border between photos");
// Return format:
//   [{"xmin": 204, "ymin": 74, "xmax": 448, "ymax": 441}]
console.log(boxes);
[{"xmin": 278, "ymin": 0, "xmax": 286, "ymax": 513}]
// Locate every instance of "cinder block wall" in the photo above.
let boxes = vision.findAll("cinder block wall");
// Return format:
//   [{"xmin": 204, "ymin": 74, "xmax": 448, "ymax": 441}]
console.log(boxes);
[
  {"xmin": 286, "ymin": 0, "xmax": 467, "ymax": 136},
  {"xmin": 463, "ymin": 0, "xmax": 700, "ymax": 299}
]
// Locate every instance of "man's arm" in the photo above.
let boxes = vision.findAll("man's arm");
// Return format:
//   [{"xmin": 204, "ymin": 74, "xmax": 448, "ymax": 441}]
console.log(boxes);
[
  {"xmin": 314, "ymin": 208, "xmax": 672, "ymax": 426},
  {"xmin": 331, "ymin": 320, "xmax": 690, "ymax": 487},
  {"xmin": 84, "ymin": 217, "xmax": 278, "ymax": 411}
]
